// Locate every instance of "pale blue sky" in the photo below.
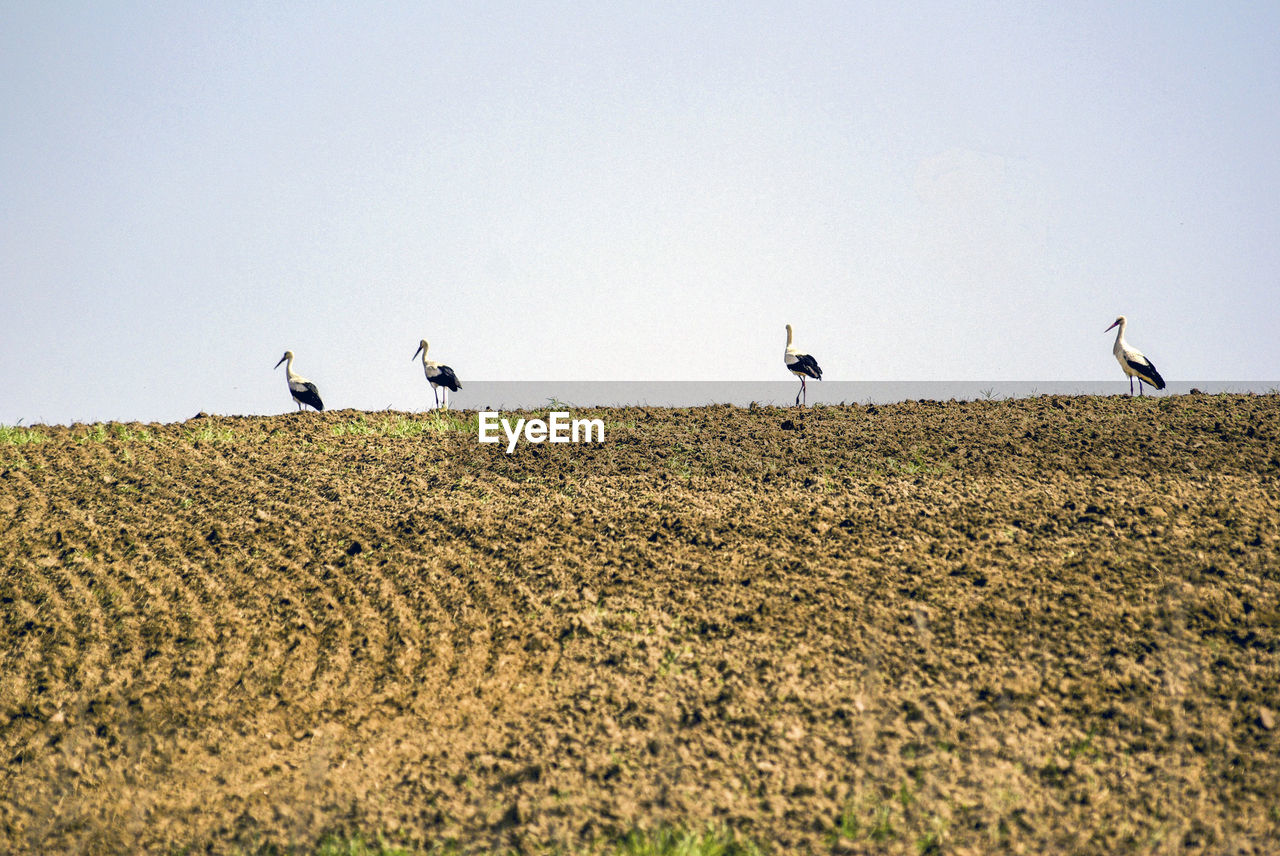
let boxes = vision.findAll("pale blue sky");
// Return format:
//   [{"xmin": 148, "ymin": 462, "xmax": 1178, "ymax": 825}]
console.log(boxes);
[{"xmin": 3, "ymin": 2, "xmax": 1277, "ymax": 424}]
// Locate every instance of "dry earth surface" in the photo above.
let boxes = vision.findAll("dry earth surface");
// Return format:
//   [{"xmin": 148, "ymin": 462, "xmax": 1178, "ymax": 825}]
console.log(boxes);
[{"xmin": 2, "ymin": 395, "xmax": 1278, "ymax": 854}]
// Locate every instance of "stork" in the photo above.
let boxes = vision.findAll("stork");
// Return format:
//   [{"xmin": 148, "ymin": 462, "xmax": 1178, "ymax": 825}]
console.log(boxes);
[
  {"xmin": 784, "ymin": 324, "xmax": 823, "ymax": 406},
  {"xmin": 412, "ymin": 339, "xmax": 461, "ymax": 410},
  {"xmin": 274, "ymin": 350, "xmax": 324, "ymax": 411},
  {"xmin": 1105, "ymin": 316, "xmax": 1166, "ymax": 396}
]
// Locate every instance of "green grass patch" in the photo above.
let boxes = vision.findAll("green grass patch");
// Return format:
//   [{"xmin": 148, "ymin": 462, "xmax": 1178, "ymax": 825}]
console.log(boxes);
[
  {"xmin": 331, "ymin": 417, "xmax": 378, "ymax": 437},
  {"xmin": 422, "ymin": 411, "xmax": 480, "ymax": 434},
  {"xmin": 312, "ymin": 832, "xmax": 415, "ymax": 855},
  {"xmin": 831, "ymin": 784, "xmax": 948, "ymax": 853},
  {"xmin": 0, "ymin": 425, "xmax": 47, "ymax": 445},
  {"xmin": 185, "ymin": 425, "xmax": 236, "ymax": 444},
  {"xmin": 67, "ymin": 422, "xmax": 163, "ymax": 445},
  {"xmin": 75, "ymin": 424, "xmax": 110, "ymax": 444},
  {"xmin": 113, "ymin": 424, "xmax": 154, "ymax": 443},
  {"xmin": 3, "ymin": 421, "xmax": 160, "ymax": 447},
  {"xmin": 332, "ymin": 413, "xmax": 478, "ymax": 439},
  {"xmin": 391, "ymin": 412, "xmax": 478, "ymax": 436}
]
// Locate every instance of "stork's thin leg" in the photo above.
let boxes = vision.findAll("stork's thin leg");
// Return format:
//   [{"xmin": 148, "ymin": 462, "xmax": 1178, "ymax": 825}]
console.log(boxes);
[
  {"xmin": 1129, "ymin": 376, "xmax": 1134, "ymax": 397},
  {"xmin": 795, "ymin": 381, "xmax": 802, "ymax": 407}
]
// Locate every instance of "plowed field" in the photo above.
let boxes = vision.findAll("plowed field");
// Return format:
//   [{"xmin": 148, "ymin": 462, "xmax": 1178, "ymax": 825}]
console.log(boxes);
[{"xmin": 2, "ymin": 396, "xmax": 1278, "ymax": 854}]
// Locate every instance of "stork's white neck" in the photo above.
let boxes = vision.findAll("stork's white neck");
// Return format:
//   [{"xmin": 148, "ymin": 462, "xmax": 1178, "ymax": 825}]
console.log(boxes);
[{"xmin": 1113, "ymin": 320, "xmax": 1127, "ymax": 350}]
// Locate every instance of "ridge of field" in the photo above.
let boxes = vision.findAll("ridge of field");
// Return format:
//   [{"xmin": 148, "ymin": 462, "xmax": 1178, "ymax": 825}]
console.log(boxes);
[{"xmin": 2, "ymin": 396, "xmax": 1278, "ymax": 854}]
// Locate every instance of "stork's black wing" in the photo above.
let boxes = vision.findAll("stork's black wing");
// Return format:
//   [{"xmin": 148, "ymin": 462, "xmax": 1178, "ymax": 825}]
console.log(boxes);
[
  {"xmin": 292, "ymin": 382, "xmax": 324, "ymax": 411},
  {"xmin": 1125, "ymin": 356, "xmax": 1165, "ymax": 390},
  {"xmin": 429, "ymin": 365, "xmax": 462, "ymax": 392},
  {"xmin": 788, "ymin": 353, "xmax": 823, "ymax": 380}
]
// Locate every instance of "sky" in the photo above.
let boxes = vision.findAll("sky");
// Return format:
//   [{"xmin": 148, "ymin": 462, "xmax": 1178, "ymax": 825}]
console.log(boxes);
[{"xmin": 2, "ymin": 1, "xmax": 1278, "ymax": 424}]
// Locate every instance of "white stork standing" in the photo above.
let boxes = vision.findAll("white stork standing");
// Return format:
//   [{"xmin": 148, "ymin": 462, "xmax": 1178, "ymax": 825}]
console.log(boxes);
[
  {"xmin": 1105, "ymin": 315, "xmax": 1166, "ymax": 396},
  {"xmin": 274, "ymin": 350, "xmax": 324, "ymax": 411},
  {"xmin": 784, "ymin": 323, "xmax": 823, "ymax": 406},
  {"xmin": 412, "ymin": 339, "xmax": 461, "ymax": 410}
]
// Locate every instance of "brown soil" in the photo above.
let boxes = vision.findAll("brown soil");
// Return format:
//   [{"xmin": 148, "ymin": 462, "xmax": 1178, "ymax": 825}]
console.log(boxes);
[{"xmin": 2, "ymin": 396, "xmax": 1278, "ymax": 854}]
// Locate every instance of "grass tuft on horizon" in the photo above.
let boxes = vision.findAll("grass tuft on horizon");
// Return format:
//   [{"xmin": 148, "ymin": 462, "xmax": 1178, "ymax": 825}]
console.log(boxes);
[
  {"xmin": 331, "ymin": 412, "xmax": 478, "ymax": 439},
  {"xmin": 0, "ymin": 425, "xmax": 47, "ymax": 445}
]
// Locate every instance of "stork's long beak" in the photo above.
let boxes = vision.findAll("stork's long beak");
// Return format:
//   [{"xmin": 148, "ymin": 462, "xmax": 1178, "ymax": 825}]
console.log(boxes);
[
  {"xmin": 274, "ymin": 355, "xmax": 287, "ymax": 368},
  {"xmin": 412, "ymin": 345, "xmax": 423, "ymax": 361},
  {"xmin": 1104, "ymin": 320, "xmax": 1119, "ymax": 333}
]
